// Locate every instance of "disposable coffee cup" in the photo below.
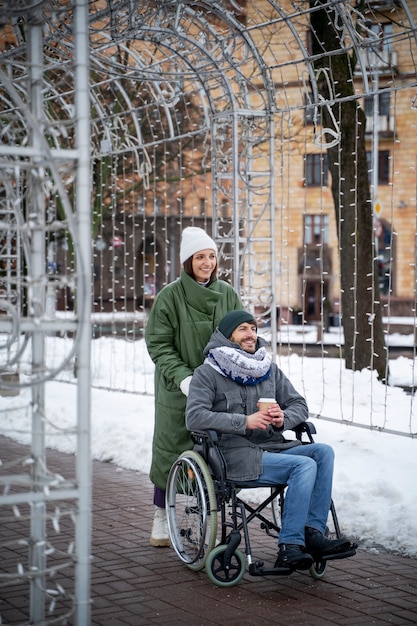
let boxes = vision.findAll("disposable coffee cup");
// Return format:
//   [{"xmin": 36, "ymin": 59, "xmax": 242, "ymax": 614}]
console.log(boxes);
[{"xmin": 258, "ymin": 397, "xmax": 276, "ymax": 411}]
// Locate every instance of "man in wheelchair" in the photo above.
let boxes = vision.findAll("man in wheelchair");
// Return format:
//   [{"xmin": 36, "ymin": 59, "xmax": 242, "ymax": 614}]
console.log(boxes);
[{"xmin": 186, "ymin": 310, "xmax": 356, "ymax": 572}]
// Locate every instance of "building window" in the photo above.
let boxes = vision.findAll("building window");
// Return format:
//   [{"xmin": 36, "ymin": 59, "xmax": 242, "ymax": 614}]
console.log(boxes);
[
  {"xmin": 366, "ymin": 150, "xmax": 390, "ymax": 185},
  {"xmin": 304, "ymin": 214, "xmax": 329, "ymax": 245},
  {"xmin": 221, "ymin": 198, "xmax": 228, "ymax": 218},
  {"xmin": 304, "ymin": 153, "xmax": 328, "ymax": 186},
  {"xmin": 305, "ymin": 93, "xmax": 315, "ymax": 126},
  {"xmin": 368, "ymin": 22, "xmax": 393, "ymax": 53},
  {"xmin": 364, "ymin": 91, "xmax": 392, "ymax": 133},
  {"xmin": 374, "ymin": 218, "xmax": 393, "ymax": 295},
  {"xmin": 364, "ymin": 91, "xmax": 390, "ymax": 117}
]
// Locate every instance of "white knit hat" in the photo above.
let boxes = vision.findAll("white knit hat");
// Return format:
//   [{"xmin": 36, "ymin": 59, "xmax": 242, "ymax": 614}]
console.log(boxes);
[{"xmin": 179, "ymin": 227, "xmax": 217, "ymax": 265}]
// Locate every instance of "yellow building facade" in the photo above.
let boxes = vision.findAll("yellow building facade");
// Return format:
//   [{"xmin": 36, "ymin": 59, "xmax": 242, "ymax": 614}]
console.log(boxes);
[{"xmin": 249, "ymin": 0, "xmax": 417, "ymax": 322}]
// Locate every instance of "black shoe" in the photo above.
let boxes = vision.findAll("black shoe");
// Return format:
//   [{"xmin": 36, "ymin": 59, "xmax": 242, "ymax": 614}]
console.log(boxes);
[
  {"xmin": 274, "ymin": 544, "xmax": 313, "ymax": 571},
  {"xmin": 305, "ymin": 527, "xmax": 352, "ymax": 556}
]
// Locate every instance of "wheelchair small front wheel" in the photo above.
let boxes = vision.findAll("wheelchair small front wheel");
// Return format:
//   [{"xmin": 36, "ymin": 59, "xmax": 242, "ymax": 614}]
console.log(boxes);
[
  {"xmin": 309, "ymin": 558, "xmax": 328, "ymax": 580},
  {"xmin": 205, "ymin": 545, "xmax": 246, "ymax": 587}
]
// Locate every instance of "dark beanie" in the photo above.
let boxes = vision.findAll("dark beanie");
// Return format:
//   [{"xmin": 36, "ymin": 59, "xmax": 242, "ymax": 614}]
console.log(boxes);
[{"xmin": 218, "ymin": 310, "xmax": 257, "ymax": 339}]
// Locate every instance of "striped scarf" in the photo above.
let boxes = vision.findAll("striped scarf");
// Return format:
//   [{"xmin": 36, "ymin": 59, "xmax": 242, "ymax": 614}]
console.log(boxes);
[{"xmin": 205, "ymin": 346, "xmax": 271, "ymax": 386}]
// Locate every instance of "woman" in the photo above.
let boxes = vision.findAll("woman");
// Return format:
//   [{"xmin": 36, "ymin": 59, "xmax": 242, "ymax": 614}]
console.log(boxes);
[{"xmin": 145, "ymin": 226, "xmax": 243, "ymax": 546}]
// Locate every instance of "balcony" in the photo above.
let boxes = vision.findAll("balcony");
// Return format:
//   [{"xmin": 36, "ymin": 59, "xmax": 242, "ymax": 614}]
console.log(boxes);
[
  {"xmin": 355, "ymin": 49, "xmax": 398, "ymax": 75},
  {"xmin": 364, "ymin": 0, "xmax": 398, "ymax": 9},
  {"xmin": 365, "ymin": 114, "xmax": 395, "ymax": 136}
]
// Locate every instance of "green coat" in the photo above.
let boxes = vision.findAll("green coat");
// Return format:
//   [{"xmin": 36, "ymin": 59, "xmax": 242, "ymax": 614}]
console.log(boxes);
[{"xmin": 145, "ymin": 271, "xmax": 243, "ymax": 489}]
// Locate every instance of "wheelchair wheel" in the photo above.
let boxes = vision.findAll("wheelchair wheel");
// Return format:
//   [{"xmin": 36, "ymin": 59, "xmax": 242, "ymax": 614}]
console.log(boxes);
[
  {"xmin": 309, "ymin": 558, "xmax": 328, "ymax": 580},
  {"xmin": 166, "ymin": 450, "xmax": 218, "ymax": 571},
  {"xmin": 205, "ymin": 545, "xmax": 246, "ymax": 587}
]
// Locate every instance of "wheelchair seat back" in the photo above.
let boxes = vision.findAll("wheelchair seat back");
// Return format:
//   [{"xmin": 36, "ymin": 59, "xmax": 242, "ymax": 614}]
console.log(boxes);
[
  {"xmin": 191, "ymin": 429, "xmax": 227, "ymax": 482},
  {"xmin": 207, "ymin": 445, "xmax": 227, "ymax": 482}
]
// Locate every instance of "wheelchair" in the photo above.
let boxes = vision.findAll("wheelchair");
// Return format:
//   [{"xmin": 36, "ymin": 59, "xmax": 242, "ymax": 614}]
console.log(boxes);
[{"xmin": 166, "ymin": 421, "xmax": 356, "ymax": 587}]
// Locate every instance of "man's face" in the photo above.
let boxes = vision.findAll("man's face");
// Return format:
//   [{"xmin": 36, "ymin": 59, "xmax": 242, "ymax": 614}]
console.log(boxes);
[{"xmin": 229, "ymin": 321, "xmax": 258, "ymax": 353}]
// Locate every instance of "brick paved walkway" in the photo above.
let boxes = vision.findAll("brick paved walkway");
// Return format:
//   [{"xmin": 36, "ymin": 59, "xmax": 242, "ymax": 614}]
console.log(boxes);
[{"xmin": 1, "ymin": 435, "xmax": 417, "ymax": 625}]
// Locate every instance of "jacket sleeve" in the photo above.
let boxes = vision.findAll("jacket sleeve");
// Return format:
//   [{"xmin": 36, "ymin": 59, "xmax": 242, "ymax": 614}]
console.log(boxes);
[
  {"xmin": 186, "ymin": 366, "xmax": 247, "ymax": 434},
  {"xmin": 144, "ymin": 289, "xmax": 191, "ymax": 387}
]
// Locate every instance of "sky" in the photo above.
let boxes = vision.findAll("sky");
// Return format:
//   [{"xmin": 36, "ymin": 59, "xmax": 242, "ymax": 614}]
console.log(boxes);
[{"xmin": 1, "ymin": 327, "xmax": 416, "ymax": 559}]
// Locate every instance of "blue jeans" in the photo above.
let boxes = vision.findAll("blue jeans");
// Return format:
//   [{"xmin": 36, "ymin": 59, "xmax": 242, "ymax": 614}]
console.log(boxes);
[{"xmin": 247, "ymin": 443, "xmax": 334, "ymax": 547}]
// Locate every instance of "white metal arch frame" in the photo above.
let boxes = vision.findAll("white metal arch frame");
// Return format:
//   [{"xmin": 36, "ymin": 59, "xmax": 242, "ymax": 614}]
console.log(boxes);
[
  {"xmin": 86, "ymin": 0, "xmax": 278, "ymax": 322},
  {"xmin": 0, "ymin": 0, "xmax": 276, "ymax": 364},
  {"xmin": 0, "ymin": 2, "xmax": 92, "ymax": 624},
  {"xmin": 0, "ymin": 2, "xmax": 276, "ymax": 622}
]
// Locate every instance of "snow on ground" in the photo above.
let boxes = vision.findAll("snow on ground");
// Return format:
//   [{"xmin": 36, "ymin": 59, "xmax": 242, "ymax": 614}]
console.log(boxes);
[{"xmin": 1, "ymin": 331, "xmax": 416, "ymax": 557}]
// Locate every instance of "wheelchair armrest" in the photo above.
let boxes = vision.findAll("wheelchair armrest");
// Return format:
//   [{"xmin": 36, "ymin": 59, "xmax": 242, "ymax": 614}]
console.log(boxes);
[
  {"xmin": 191, "ymin": 429, "xmax": 219, "ymax": 445},
  {"xmin": 293, "ymin": 420, "xmax": 316, "ymax": 442}
]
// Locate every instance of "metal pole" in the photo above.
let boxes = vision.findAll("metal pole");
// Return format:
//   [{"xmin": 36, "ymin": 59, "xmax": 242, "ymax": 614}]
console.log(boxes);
[
  {"xmin": 27, "ymin": 13, "xmax": 46, "ymax": 623},
  {"xmin": 269, "ymin": 110, "xmax": 277, "ymax": 360},
  {"xmin": 74, "ymin": 1, "xmax": 92, "ymax": 623},
  {"xmin": 232, "ymin": 111, "xmax": 241, "ymax": 293},
  {"xmin": 371, "ymin": 51, "xmax": 379, "ymax": 221}
]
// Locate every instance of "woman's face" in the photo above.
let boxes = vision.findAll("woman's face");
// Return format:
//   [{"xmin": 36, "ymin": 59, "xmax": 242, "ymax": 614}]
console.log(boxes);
[{"xmin": 191, "ymin": 249, "xmax": 217, "ymax": 282}]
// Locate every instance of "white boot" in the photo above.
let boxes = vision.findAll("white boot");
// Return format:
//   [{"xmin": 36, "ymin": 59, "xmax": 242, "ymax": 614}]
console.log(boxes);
[{"xmin": 150, "ymin": 506, "xmax": 170, "ymax": 547}]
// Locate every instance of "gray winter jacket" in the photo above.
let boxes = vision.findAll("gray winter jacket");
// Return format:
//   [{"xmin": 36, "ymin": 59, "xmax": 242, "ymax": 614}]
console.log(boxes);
[{"xmin": 186, "ymin": 329, "xmax": 308, "ymax": 481}]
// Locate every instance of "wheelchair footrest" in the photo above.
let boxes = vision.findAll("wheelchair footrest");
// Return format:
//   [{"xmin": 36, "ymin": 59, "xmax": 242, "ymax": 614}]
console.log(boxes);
[
  {"xmin": 249, "ymin": 560, "xmax": 292, "ymax": 577},
  {"xmin": 319, "ymin": 543, "xmax": 357, "ymax": 561}
]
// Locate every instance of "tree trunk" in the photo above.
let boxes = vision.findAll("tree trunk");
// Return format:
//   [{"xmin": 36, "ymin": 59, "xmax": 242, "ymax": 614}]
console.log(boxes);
[{"xmin": 310, "ymin": 3, "xmax": 388, "ymax": 380}]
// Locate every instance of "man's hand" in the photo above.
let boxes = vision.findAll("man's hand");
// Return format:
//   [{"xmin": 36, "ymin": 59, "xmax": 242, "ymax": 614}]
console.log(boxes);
[
  {"xmin": 247, "ymin": 402, "xmax": 285, "ymax": 430},
  {"xmin": 246, "ymin": 411, "xmax": 273, "ymax": 430}
]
